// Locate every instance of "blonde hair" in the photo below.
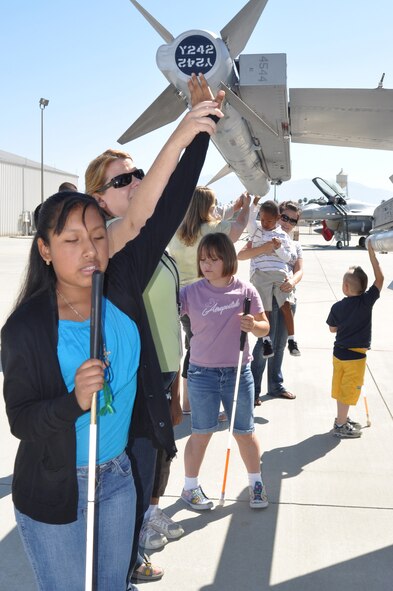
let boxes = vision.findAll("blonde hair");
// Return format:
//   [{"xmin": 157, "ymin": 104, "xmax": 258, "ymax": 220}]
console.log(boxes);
[
  {"xmin": 85, "ymin": 149, "xmax": 133, "ymax": 196},
  {"xmin": 344, "ymin": 266, "xmax": 368, "ymax": 294},
  {"xmin": 177, "ymin": 186, "xmax": 216, "ymax": 246}
]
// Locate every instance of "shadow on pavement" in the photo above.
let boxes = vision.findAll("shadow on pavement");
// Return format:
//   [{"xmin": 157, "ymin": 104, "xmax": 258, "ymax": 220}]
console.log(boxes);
[
  {"xmin": 0, "ymin": 474, "xmax": 12, "ymax": 500},
  {"xmin": 0, "ymin": 526, "xmax": 35, "ymax": 589}
]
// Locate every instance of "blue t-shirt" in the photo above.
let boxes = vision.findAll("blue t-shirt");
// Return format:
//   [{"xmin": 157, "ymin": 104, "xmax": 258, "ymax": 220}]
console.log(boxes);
[{"xmin": 58, "ymin": 298, "xmax": 140, "ymax": 466}]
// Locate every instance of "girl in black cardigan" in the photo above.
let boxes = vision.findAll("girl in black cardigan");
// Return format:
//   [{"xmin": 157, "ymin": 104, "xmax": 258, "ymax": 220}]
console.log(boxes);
[{"xmin": 1, "ymin": 89, "xmax": 223, "ymax": 591}]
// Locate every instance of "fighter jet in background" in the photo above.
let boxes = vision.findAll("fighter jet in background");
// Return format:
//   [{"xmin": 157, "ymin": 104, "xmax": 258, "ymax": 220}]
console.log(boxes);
[
  {"xmin": 118, "ymin": 0, "xmax": 393, "ymax": 197},
  {"xmin": 300, "ymin": 177, "xmax": 375, "ymax": 249},
  {"xmin": 368, "ymin": 181, "xmax": 393, "ymax": 253}
]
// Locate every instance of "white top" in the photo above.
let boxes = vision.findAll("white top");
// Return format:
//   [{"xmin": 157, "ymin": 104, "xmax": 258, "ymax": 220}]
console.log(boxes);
[{"xmin": 246, "ymin": 205, "xmax": 292, "ymax": 277}]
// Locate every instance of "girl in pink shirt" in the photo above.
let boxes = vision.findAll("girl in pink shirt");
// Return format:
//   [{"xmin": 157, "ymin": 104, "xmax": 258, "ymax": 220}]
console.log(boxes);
[{"xmin": 179, "ymin": 233, "xmax": 270, "ymax": 510}]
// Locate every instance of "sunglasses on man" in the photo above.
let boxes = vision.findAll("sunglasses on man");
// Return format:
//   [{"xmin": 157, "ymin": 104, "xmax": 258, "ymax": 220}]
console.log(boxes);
[
  {"xmin": 280, "ymin": 213, "xmax": 298, "ymax": 226},
  {"xmin": 97, "ymin": 169, "xmax": 145, "ymax": 193}
]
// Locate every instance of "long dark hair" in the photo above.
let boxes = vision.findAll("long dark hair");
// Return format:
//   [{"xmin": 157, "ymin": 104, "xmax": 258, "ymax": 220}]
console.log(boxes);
[{"xmin": 15, "ymin": 191, "xmax": 106, "ymax": 309}]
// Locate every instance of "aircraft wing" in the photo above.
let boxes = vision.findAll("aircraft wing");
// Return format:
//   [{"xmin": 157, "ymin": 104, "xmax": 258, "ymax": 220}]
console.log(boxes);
[
  {"xmin": 289, "ymin": 88, "xmax": 393, "ymax": 150},
  {"xmin": 118, "ymin": 83, "xmax": 187, "ymax": 144}
]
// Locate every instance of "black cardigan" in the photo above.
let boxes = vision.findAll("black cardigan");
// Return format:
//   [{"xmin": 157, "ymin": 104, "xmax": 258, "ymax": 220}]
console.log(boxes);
[{"xmin": 1, "ymin": 130, "xmax": 210, "ymax": 524}]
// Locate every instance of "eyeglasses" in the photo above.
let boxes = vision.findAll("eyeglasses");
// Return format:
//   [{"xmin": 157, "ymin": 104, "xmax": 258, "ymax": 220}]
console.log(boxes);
[
  {"xmin": 97, "ymin": 169, "xmax": 145, "ymax": 193},
  {"xmin": 280, "ymin": 213, "xmax": 298, "ymax": 226}
]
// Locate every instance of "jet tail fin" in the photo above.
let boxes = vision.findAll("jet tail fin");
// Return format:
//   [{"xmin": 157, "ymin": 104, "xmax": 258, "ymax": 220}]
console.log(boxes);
[
  {"xmin": 118, "ymin": 84, "xmax": 187, "ymax": 144},
  {"xmin": 220, "ymin": 0, "xmax": 268, "ymax": 58}
]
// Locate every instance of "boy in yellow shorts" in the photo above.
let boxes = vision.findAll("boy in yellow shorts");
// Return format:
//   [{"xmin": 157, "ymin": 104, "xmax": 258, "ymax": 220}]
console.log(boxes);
[{"xmin": 326, "ymin": 241, "xmax": 383, "ymax": 438}]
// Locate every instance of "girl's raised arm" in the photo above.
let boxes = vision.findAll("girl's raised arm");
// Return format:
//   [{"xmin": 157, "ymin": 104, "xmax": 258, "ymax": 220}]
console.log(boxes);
[{"xmin": 108, "ymin": 74, "xmax": 224, "ymax": 256}]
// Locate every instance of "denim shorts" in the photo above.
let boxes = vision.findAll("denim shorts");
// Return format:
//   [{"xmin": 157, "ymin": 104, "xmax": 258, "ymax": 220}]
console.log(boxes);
[{"xmin": 187, "ymin": 363, "xmax": 255, "ymax": 434}]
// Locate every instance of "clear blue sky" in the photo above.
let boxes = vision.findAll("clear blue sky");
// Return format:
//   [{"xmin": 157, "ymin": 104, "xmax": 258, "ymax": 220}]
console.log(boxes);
[{"xmin": 2, "ymin": 0, "xmax": 393, "ymax": 199}]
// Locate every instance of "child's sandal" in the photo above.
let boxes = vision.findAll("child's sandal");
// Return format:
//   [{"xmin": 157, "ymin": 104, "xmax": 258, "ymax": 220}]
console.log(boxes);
[{"xmin": 130, "ymin": 556, "xmax": 164, "ymax": 582}]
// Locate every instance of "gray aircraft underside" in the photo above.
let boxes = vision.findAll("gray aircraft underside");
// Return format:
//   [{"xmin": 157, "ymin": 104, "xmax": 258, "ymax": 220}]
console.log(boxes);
[{"xmin": 118, "ymin": 0, "xmax": 393, "ymax": 198}]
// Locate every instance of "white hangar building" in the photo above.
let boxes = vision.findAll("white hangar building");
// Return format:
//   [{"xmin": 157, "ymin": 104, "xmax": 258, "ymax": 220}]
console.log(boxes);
[{"xmin": 0, "ymin": 150, "xmax": 78, "ymax": 236}]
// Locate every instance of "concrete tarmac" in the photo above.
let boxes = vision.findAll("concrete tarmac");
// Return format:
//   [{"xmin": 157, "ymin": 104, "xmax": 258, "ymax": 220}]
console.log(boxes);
[{"xmin": 1, "ymin": 231, "xmax": 393, "ymax": 591}]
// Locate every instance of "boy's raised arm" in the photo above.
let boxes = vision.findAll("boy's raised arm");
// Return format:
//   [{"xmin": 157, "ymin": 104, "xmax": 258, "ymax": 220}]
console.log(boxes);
[{"xmin": 368, "ymin": 240, "xmax": 384, "ymax": 291}]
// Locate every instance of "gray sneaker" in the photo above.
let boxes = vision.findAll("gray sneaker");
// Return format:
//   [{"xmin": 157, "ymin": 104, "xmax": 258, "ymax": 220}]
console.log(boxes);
[
  {"xmin": 333, "ymin": 421, "xmax": 362, "ymax": 438},
  {"xmin": 181, "ymin": 485, "xmax": 213, "ymax": 510},
  {"xmin": 334, "ymin": 417, "xmax": 361, "ymax": 430},
  {"xmin": 149, "ymin": 508, "xmax": 184, "ymax": 539},
  {"xmin": 139, "ymin": 521, "xmax": 168, "ymax": 549},
  {"xmin": 249, "ymin": 481, "xmax": 269, "ymax": 509}
]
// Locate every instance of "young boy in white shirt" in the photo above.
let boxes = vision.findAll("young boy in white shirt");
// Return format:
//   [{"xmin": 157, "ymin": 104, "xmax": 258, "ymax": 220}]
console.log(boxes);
[{"xmin": 239, "ymin": 199, "xmax": 300, "ymax": 358}]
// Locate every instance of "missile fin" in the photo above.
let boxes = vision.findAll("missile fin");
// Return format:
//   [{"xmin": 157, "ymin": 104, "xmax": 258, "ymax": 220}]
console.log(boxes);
[
  {"xmin": 206, "ymin": 164, "xmax": 234, "ymax": 186},
  {"xmin": 118, "ymin": 84, "xmax": 187, "ymax": 144},
  {"xmin": 129, "ymin": 0, "xmax": 174, "ymax": 43},
  {"xmin": 220, "ymin": 0, "xmax": 268, "ymax": 58}
]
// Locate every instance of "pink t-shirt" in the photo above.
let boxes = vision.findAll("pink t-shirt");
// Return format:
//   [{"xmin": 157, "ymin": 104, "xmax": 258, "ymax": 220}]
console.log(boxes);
[{"xmin": 180, "ymin": 277, "xmax": 263, "ymax": 368}]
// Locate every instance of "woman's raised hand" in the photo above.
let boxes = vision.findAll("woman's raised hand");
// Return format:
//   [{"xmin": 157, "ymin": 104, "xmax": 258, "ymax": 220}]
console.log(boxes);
[
  {"xmin": 169, "ymin": 75, "xmax": 225, "ymax": 150},
  {"xmin": 188, "ymin": 73, "xmax": 225, "ymax": 109}
]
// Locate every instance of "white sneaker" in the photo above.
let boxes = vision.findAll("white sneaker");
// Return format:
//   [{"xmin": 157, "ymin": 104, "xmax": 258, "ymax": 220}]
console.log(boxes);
[
  {"xmin": 139, "ymin": 521, "xmax": 168, "ymax": 550},
  {"xmin": 149, "ymin": 508, "xmax": 184, "ymax": 539}
]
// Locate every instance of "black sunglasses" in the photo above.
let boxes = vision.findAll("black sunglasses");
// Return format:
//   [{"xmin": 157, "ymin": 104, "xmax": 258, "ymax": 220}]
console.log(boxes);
[
  {"xmin": 97, "ymin": 169, "xmax": 145, "ymax": 193},
  {"xmin": 280, "ymin": 213, "xmax": 298, "ymax": 226}
]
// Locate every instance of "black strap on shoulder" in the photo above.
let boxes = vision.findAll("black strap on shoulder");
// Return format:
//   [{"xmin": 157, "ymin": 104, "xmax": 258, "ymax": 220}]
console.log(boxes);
[{"xmin": 161, "ymin": 251, "xmax": 181, "ymax": 316}]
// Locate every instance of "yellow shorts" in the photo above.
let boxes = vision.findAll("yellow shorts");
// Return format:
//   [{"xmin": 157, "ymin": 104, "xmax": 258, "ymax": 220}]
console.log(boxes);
[{"xmin": 331, "ymin": 350, "xmax": 367, "ymax": 405}]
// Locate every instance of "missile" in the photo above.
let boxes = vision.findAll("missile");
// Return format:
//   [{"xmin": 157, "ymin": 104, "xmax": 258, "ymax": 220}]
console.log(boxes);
[{"xmin": 119, "ymin": 0, "xmax": 284, "ymax": 196}]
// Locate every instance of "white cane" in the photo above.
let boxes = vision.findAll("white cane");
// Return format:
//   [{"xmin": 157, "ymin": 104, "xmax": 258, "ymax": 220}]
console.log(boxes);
[
  {"xmin": 219, "ymin": 297, "xmax": 251, "ymax": 506},
  {"xmin": 85, "ymin": 271, "xmax": 104, "ymax": 591},
  {"xmin": 363, "ymin": 389, "xmax": 371, "ymax": 427}
]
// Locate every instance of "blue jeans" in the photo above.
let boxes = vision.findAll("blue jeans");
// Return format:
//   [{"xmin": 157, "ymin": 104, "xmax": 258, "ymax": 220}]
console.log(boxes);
[
  {"xmin": 15, "ymin": 451, "xmax": 135, "ymax": 591},
  {"xmin": 251, "ymin": 298, "xmax": 296, "ymax": 397},
  {"xmin": 127, "ymin": 437, "xmax": 157, "ymax": 575},
  {"xmin": 129, "ymin": 371, "xmax": 177, "ymax": 576},
  {"xmin": 187, "ymin": 363, "xmax": 255, "ymax": 434}
]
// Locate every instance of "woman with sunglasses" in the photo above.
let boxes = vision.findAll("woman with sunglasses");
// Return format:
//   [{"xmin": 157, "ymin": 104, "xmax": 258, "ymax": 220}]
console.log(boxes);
[
  {"xmin": 87, "ymin": 151, "xmax": 183, "ymax": 581},
  {"xmin": 239, "ymin": 200, "xmax": 303, "ymax": 403},
  {"xmin": 85, "ymin": 74, "xmax": 222, "ymax": 588}
]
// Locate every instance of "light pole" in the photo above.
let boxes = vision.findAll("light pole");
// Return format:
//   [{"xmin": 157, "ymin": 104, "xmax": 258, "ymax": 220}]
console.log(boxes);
[{"xmin": 39, "ymin": 98, "xmax": 49, "ymax": 203}]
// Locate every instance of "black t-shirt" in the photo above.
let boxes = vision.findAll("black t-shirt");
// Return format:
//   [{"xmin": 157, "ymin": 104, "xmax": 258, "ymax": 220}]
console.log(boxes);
[{"xmin": 326, "ymin": 284, "xmax": 380, "ymax": 360}]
